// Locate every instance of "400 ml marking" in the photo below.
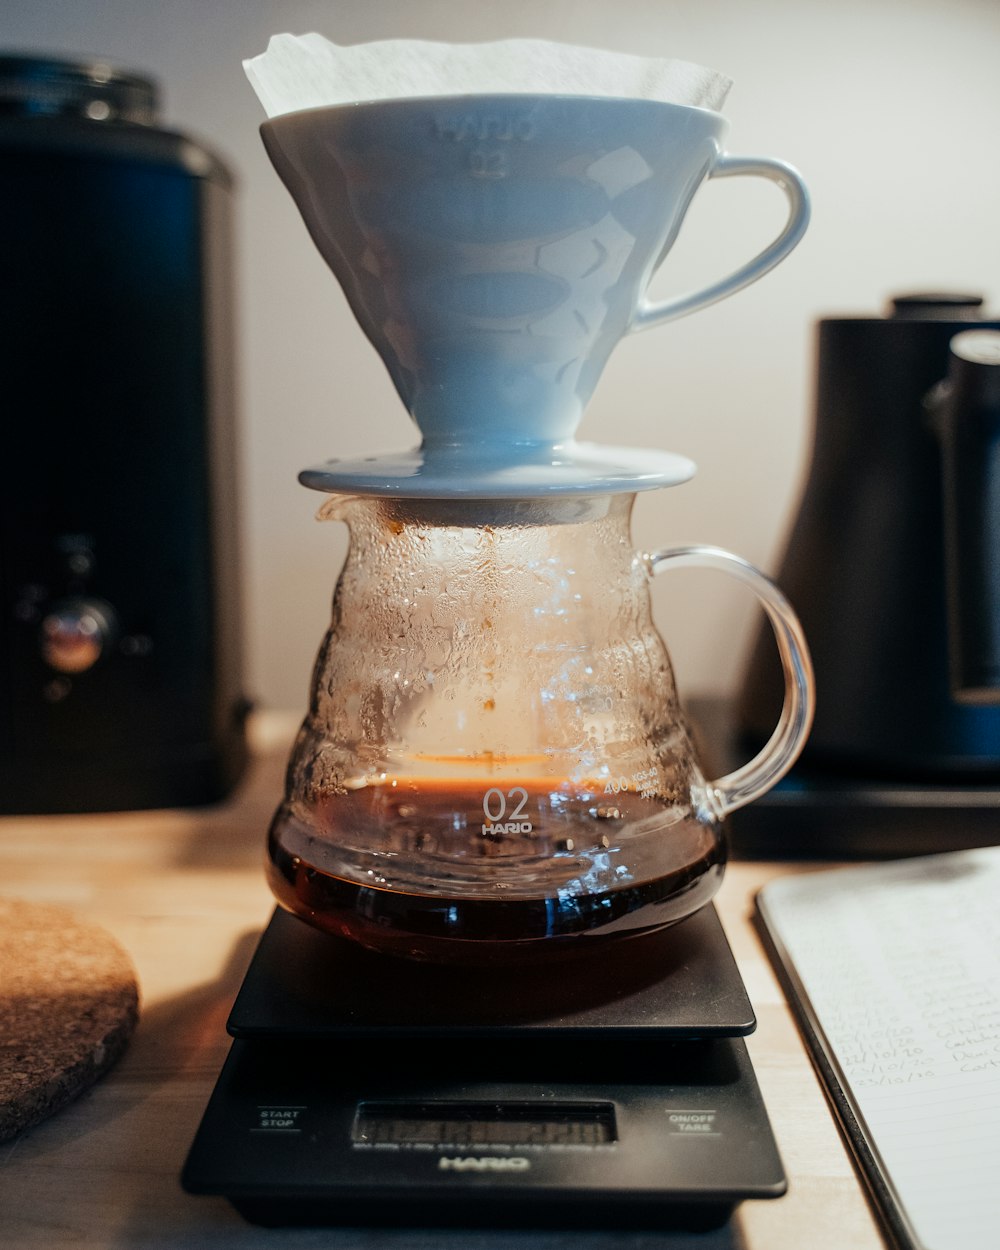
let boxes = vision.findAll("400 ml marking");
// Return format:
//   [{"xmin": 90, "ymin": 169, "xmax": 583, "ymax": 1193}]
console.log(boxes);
[{"xmin": 604, "ymin": 767, "xmax": 660, "ymax": 800}]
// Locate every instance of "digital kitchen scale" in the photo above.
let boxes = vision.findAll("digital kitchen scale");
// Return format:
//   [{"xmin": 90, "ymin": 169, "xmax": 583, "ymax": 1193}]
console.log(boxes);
[{"xmin": 182, "ymin": 905, "xmax": 786, "ymax": 1229}]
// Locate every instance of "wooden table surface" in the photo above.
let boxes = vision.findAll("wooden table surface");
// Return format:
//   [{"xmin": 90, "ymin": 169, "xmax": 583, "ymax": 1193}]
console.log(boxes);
[{"xmin": 0, "ymin": 713, "xmax": 886, "ymax": 1250}]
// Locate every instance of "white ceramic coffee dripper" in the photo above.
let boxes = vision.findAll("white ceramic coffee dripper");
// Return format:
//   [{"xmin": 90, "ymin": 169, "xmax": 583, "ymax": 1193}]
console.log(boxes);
[{"xmin": 261, "ymin": 93, "xmax": 809, "ymax": 495}]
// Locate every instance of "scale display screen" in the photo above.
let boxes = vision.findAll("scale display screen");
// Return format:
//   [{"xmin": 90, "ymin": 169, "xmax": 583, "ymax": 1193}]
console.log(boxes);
[{"xmin": 352, "ymin": 1100, "xmax": 617, "ymax": 1147}]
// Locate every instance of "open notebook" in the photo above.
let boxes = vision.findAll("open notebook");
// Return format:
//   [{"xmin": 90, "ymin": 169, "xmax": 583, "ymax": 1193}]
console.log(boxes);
[{"xmin": 756, "ymin": 846, "xmax": 1000, "ymax": 1250}]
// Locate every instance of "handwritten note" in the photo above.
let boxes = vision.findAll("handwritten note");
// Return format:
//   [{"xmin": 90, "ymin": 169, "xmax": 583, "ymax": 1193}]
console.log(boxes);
[{"xmin": 757, "ymin": 846, "xmax": 1000, "ymax": 1250}]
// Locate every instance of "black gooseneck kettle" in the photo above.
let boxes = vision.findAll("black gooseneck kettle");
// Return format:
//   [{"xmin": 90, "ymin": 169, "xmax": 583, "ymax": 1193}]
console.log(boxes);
[{"xmin": 739, "ymin": 293, "xmax": 1000, "ymax": 779}]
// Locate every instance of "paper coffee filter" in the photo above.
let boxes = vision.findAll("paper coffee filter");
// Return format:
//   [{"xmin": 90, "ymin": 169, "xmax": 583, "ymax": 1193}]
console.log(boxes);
[{"xmin": 244, "ymin": 33, "xmax": 732, "ymax": 118}]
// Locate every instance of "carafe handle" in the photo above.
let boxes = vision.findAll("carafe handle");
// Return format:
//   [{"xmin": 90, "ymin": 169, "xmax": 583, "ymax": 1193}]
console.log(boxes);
[
  {"xmin": 631, "ymin": 156, "xmax": 810, "ymax": 329},
  {"xmin": 648, "ymin": 545, "xmax": 814, "ymax": 816}
]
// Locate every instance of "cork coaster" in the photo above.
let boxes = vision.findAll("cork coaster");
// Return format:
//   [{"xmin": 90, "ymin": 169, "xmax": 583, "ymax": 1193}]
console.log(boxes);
[{"xmin": 0, "ymin": 898, "xmax": 140, "ymax": 1141}]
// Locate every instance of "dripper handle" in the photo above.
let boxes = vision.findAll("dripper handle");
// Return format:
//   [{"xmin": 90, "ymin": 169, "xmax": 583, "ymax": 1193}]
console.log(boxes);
[
  {"xmin": 632, "ymin": 156, "xmax": 810, "ymax": 329},
  {"xmin": 648, "ymin": 545, "xmax": 814, "ymax": 816}
]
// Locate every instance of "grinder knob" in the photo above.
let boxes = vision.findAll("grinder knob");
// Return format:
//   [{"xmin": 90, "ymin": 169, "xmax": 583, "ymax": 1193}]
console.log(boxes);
[{"xmin": 40, "ymin": 599, "xmax": 118, "ymax": 674}]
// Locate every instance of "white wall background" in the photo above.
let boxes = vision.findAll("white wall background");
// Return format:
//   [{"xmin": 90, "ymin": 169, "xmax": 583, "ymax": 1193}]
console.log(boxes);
[{"xmin": 7, "ymin": 1, "xmax": 1000, "ymax": 713}]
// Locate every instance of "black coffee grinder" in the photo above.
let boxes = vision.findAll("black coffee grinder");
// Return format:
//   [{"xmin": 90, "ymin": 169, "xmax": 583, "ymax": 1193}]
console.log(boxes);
[
  {"xmin": 727, "ymin": 294, "xmax": 1000, "ymax": 858},
  {"xmin": 0, "ymin": 55, "xmax": 249, "ymax": 813}
]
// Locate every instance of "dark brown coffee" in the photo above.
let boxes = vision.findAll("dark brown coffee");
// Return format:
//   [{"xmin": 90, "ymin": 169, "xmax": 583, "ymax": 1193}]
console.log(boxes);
[{"xmin": 266, "ymin": 780, "xmax": 725, "ymax": 964}]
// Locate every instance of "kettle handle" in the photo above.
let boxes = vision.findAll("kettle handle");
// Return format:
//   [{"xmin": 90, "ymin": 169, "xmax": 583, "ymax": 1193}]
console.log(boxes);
[
  {"xmin": 933, "ymin": 330, "xmax": 1000, "ymax": 703},
  {"xmin": 631, "ymin": 156, "xmax": 810, "ymax": 329},
  {"xmin": 648, "ymin": 545, "xmax": 814, "ymax": 816}
]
